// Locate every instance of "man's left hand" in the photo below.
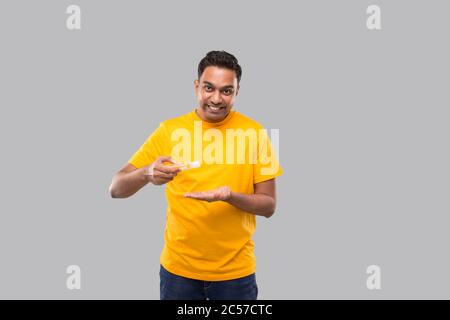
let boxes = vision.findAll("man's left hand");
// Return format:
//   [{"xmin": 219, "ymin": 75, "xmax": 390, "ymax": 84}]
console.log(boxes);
[{"xmin": 184, "ymin": 186, "xmax": 232, "ymax": 202}]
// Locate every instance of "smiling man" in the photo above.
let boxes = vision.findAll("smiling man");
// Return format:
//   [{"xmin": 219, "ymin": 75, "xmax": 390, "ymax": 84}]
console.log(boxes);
[{"xmin": 109, "ymin": 51, "xmax": 283, "ymax": 300}]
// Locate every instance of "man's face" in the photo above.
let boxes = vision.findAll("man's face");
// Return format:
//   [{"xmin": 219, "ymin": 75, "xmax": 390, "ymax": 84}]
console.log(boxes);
[{"xmin": 194, "ymin": 66, "xmax": 239, "ymax": 123}]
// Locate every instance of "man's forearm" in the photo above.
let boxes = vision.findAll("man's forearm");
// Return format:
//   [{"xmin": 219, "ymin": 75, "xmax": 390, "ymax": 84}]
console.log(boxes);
[
  {"xmin": 225, "ymin": 192, "xmax": 276, "ymax": 218},
  {"xmin": 109, "ymin": 167, "xmax": 150, "ymax": 198}
]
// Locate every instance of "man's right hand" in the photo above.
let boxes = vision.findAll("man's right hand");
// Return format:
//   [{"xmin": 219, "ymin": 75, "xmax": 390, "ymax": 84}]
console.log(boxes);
[{"xmin": 146, "ymin": 156, "xmax": 182, "ymax": 185}]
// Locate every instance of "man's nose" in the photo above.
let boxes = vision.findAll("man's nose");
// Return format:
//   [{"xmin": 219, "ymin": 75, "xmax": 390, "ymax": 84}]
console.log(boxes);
[{"xmin": 210, "ymin": 91, "xmax": 222, "ymax": 104}]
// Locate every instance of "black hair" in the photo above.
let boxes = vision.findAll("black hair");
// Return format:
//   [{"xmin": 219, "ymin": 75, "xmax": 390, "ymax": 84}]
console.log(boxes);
[{"xmin": 198, "ymin": 51, "xmax": 242, "ymax": 83}]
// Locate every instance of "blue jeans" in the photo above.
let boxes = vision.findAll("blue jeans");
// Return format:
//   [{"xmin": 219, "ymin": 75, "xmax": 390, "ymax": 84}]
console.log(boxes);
[{"xmin": 159, "ymin": 265, "xmax": 258, "ymax": 300}]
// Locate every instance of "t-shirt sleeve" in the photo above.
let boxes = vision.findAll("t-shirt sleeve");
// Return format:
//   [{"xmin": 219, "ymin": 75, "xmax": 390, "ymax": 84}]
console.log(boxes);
[
  {"xmin": 128, "ymin": 122, "xmax": 168, "ymax": 168},
  {"xmin": 253, "ymin": 127, "xmax": 283, "ymax": 184}
]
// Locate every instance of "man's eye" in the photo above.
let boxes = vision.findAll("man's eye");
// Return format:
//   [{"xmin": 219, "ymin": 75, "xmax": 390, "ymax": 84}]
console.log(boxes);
[
  {"xmin": 223, "ymin": 89, "xmax": 233, "ymax": 95},
  {"xmin": 205, "ymin": 86, "xmax": 213, "ymax": 91}
]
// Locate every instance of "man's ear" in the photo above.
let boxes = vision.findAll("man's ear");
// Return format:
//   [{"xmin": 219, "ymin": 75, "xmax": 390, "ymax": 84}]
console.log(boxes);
[
  {"xmin": 236, "ymin": 84, "xmax": 240, "ymax": 96},
  {"xmin": 193, "ymin": 79, "xmax": 199, "ymax": 96}
]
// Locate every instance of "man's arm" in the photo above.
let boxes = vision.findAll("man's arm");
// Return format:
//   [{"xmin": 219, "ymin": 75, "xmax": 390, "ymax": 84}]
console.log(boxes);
[
  {"xmin": 109, "ymin": 163, "xmax": 149, "ymax": 198},
  {"xmin": 227, "ymin": 179, "xmax": 276, "ymax": 218},
  {"xmin": 109, "ymin": 156, "xmax": 180, "ymax": 198},
  {"xmin": 184, "ymin": 179, "xmax": 277, "ymax": 218}
]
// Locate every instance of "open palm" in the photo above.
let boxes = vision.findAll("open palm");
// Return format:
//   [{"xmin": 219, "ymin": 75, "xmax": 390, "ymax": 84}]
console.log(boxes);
[{"xmin": 184, "ymin": 186, "xmax": 231, "ymax": 202}]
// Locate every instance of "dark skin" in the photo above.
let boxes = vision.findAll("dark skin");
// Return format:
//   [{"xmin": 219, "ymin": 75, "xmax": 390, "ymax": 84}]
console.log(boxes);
[
  {"xmin": 194, "ymin": 66, "xmax": 238, "ymax": 123},
  {"xmin": 109, "ymin": 66, "xmax": 277, "ymax": 218}
]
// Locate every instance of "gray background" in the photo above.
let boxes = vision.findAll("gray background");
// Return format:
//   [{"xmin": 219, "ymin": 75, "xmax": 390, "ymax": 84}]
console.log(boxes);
[{"xmin": 0, "ymin": 0, "xmax": 449, "ymax": 299}]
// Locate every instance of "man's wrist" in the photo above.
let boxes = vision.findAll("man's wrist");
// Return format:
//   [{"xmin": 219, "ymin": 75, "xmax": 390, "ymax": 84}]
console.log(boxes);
[
  {"xmin": 142, "ymin": 166, "xmax": 154, "ymax": 184},
  {"xmin": 224, "ymin": 188, "xmax": 233, "ymax": 202}
]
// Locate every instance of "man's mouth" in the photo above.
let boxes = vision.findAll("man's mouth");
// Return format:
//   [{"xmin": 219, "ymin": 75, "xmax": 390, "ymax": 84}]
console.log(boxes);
[{"xmin": 206, "ymin": 105, "xmax": 226, "ymax": 112}]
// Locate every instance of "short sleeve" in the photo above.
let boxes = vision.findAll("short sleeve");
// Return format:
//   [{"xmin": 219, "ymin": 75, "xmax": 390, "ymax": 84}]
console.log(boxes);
[
  {"xmin": 253, "ymin": 128, "xmax": 283, "ymax": 184},
  {"xmin": 128, "ymin": 122, "xmax": 168, "ymax": 168}
]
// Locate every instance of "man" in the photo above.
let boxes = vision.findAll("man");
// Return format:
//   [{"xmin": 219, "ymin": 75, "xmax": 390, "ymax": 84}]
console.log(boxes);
[{"xmin": 109, "ymin": 51, "xmax": 282, "ymax": 300}]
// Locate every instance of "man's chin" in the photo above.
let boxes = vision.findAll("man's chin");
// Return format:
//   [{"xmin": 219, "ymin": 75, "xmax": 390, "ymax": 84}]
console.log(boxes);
[{"xmin": 200, "ymin": 106, "xmax": 230, "ymax": 122}]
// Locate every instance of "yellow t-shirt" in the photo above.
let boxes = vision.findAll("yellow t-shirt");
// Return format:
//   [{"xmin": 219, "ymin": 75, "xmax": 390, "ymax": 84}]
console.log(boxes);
[{"xmin": 128, "ymin": 109, "xmax": 283, "ymax": 281}]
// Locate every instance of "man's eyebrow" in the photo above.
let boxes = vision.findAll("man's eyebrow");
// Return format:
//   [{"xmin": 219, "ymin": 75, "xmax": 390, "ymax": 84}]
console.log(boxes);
[{"xmin": 203, "ymin": 81, "xmax": 235, "ymax": 89}]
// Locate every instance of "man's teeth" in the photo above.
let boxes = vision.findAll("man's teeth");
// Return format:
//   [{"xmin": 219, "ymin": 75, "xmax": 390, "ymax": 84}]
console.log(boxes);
[{"xmin": 208, "ymin": 105, "xmax": 223, "ymax": 111}]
